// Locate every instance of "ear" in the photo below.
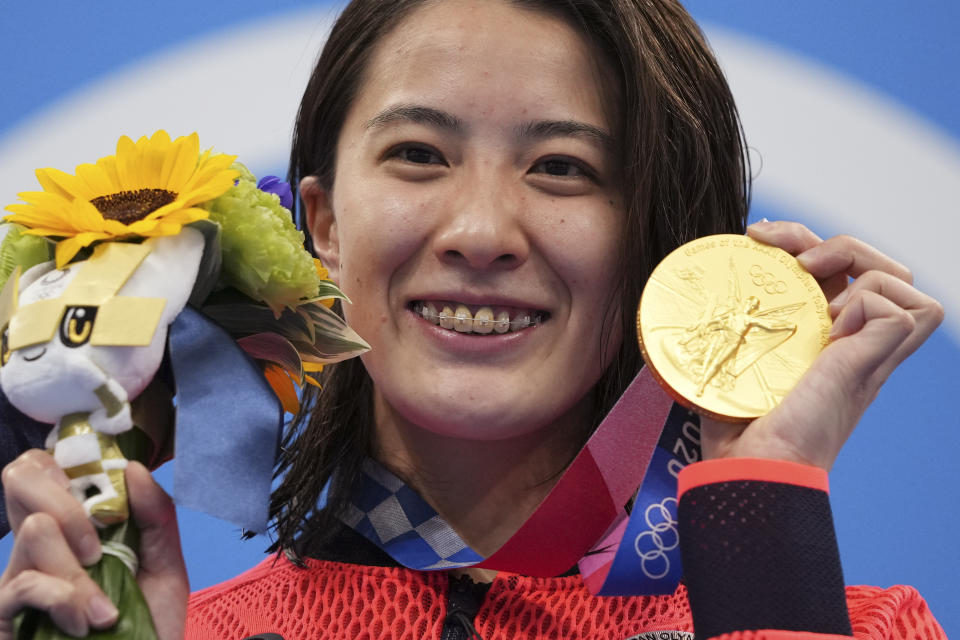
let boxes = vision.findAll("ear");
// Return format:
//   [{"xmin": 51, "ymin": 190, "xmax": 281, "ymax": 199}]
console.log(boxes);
[{"xmin": 301, "ymin": 176, "xmax": 340, "ymax": 285}]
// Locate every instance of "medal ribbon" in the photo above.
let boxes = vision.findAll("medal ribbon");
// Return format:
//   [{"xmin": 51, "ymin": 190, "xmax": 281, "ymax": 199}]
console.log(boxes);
[{"xmin": 345, "ymin": 368, "xmax": 701, "ymax": 595}]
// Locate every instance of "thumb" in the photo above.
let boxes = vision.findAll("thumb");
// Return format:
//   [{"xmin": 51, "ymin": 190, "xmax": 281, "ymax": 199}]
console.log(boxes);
[{"xmin": 126, "ymin": 461, "xmax": 189, "ymax": 640}]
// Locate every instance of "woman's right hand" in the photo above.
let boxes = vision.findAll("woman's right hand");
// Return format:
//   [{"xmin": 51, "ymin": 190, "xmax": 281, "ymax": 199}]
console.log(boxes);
[{"xmin": 0, "ymin": 451, "xmax": 188, "ymax": 639}]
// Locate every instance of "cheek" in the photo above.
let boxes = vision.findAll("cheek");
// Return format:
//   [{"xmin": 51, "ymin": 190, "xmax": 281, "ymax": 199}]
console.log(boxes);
[
  {"xmin": 539, "ymin": 206, "xmax": 621, "ymax": 295},
  {"xmin": 333, "ymin": 193, "xmax": 433, "ymax": 337},
  {"xmin": 335, "ymin": 185, "xmax": 440, "ymax": 289}
]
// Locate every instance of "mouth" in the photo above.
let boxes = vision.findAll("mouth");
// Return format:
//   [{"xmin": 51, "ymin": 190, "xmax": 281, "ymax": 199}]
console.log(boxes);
[{"xmin": 409, "ymin": 300, "xmax": 550, "ymax": 335}]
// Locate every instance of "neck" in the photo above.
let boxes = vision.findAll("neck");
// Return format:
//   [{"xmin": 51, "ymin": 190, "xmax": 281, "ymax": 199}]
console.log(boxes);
[{"xmin": 372, "ymin": 395, "xmax": 590, "ymax": 558}]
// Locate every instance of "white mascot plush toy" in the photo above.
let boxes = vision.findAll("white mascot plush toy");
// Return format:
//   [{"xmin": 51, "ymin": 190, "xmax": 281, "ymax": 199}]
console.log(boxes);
[{"xmin": 0, "ymin": 228, "xmax": 203, "ymax": 526}]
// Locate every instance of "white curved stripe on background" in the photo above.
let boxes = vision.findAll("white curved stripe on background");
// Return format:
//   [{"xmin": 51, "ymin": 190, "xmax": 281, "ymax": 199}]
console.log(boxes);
[
  {"xmin": 0, "ymin": 12, "xmax": 956, "ymax": 337},
  {"xmin": 708, "ymin": 28, "xmax": 960, "ymax": 337}
]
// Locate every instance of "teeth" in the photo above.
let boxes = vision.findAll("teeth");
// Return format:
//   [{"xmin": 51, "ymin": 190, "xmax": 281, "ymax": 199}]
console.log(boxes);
[
  {"xmin": 453, "ymin": 305, "xmax": 473, "ymax": 333},
  {"xmin": 421, "ymin": 301, "xmax": 440, "ymax": 324},
  {"xmin": 413, "ymin": 301, "xmax": 546, "ymax": 335},
  {"xmin": 439, "ymin": 305, "xmax": 455, "ymax": 329},
  {"xmin": 494, "ymin": 310, "xmax": 510, "ymax": 333},
  {"xmin": 511, "ymin": 312, "xmax": 531, "ymax": 330},
  {"xmin": 473, "ymin": 307, "xmax": 494, "ymax": 334}
]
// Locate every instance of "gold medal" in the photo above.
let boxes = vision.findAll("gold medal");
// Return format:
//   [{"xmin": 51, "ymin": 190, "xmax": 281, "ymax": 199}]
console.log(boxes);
[{"xmin": 636, "ymin": 234, "xmax": 832, "ymax": 422}]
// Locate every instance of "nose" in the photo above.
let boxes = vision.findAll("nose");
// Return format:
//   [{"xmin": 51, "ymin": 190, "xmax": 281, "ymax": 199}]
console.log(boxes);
[{"xmin": 433, "ymin": 170, "xmax": 530, "ymax": 271}]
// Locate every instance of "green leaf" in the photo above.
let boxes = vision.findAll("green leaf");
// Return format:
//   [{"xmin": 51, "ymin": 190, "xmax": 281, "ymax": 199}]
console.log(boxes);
[
  {"xmin": 202, "ymin": 298, "xmax": 369, "ymax": 365},
  {"xmin": 0, "ymin": 224, "xmax": 53, "ymax": 293}
]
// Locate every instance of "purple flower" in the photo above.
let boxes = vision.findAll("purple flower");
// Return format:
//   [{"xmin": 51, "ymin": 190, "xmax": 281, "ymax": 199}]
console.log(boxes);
[{"xmin": 257, "ymin": 176, "xmax": 293, "ymax": 210}]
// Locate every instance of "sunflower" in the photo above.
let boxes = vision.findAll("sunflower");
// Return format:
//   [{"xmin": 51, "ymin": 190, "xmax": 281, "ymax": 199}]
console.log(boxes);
[{"xmin": 4, "ymin": 130, "xmax": 238, "ymax": 267}]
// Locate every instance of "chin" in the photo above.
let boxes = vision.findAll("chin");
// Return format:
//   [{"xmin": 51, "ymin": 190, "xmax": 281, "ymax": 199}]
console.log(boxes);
[{"xmin": 383, "ymin": 385, "xmax": 581, "ymax": 442}]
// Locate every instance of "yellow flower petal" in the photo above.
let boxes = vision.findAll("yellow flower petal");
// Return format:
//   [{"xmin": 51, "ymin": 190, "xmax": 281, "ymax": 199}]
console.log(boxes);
[
  {"xmin": 75, "ymin": 162, "xmax": 115, "ymax": 199},
  {"xmin": 70, "ymin": 200, "xmax": 110, "ymax": 231},
  {"xmin": 142, "ymin": 130, "xmax": 171, "ymax": 188},
  {"xmin": 18, "ymin": 227, "xmax": 73, "ymax": 237},
  {"xmin": 54, "ymin": 234, "xmax": 106, "ymax": 268},
  {"xmin": 115, "ymin": 135, "xmax": 140, "ymax": 190},
  {"xmin": 37, "ymin": 168, "xmax": 95, "ymax": 202},
  {"xmin": 165, "ymin": 133, "xmax": 201, "ymax": 191},
  {"xmin": 95, "ymin": 155, "xmax": 122, "ymax": 191}
]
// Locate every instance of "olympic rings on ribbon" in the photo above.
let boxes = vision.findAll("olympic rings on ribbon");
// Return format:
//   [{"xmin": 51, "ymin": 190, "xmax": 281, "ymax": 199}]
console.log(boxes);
[{"xmin": 633, "ymin": 497, "xmax": 679, "ymax": 580}]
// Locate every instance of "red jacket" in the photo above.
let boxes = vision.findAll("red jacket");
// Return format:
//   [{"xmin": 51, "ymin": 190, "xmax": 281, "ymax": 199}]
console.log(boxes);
[
  {"xmin": 185, "ymin": 459, "xmax": 946, "ymax": 639},
  {"xmin": 186, "ymin": 556, "xmax": 943, "ymax": 640}
]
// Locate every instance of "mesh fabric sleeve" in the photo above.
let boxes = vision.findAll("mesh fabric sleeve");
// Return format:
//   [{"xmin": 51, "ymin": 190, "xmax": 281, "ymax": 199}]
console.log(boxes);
[
  {"xmin": 677, "ymin": 458, "xmax": 946, "ymax": 640},
  {"xmin": 677, "ymin": 458, "xmax": 850, "ymax": 639}
]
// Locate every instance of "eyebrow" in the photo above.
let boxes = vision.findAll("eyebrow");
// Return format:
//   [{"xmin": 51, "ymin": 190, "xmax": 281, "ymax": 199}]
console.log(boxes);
[
  {"xmin": 516, "ymin": 120, "xmax": 614, "ymax": 151},
  {"xmin": 364, "ymin": 103, "xmax": 612, "ymax": 150},
  {"xmin": 364, "ymin": 105, "xmax": 465, "ymax": 133}
]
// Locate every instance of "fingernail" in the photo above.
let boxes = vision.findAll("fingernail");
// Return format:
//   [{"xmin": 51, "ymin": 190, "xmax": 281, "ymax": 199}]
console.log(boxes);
[
  {"xmin": 829, "ymin": 315, "xmax": 846, "ymax": 339},
  {"xmin": 62, "ymin": 614, "xmax": 88, "ymax": 638},
  {"xmin": 749, "ymin": 218, "xmax": 772, "ymax": 228},
  {"xmin": 79, "ymin": 532, "xmax": 102, "ymax": 566},
  {"xmin": 831, "ymin": 287, "xmax": 851, "ymax": 308},
  {"xmin": 87, "ymin": 593, "xmax": 118, "ymax": 627}
]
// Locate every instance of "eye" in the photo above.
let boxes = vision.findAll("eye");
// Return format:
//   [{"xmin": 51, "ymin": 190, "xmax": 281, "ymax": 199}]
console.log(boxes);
[
  {"xmin": 388, "ymin": 144, "xmax": 447, "ymax": 166},
  {"xmin": 530, "ymin": 158, "xmax": 588, "ymax": 178},
  {"xmin": 59, "ymin": 306, "xmax": 98, "ymax": 348},
  {"xmin": 1, "ymin": 330, "xmax": 9, "ymax": 366},
  {"xmin": 526, "ymin": 155, "xmax": 601, "ymax": 196}
]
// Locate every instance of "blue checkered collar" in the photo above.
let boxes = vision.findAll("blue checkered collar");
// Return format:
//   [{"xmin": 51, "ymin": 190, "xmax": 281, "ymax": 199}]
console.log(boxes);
[{"xmin": 341, "ymin": 458, "xmax": 484, "ymax": 570}]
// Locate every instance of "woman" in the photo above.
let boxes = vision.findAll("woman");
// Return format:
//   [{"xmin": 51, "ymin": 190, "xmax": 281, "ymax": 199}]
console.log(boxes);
[{"xmin": 0, "ymin": 0, "xmax": 945, "ymax": 638}]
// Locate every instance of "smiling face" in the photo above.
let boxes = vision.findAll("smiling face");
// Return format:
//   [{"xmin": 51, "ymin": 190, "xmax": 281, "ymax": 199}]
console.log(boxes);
[{"xmin": 305, "ymin": 0, "xmax": 624, "ymax": 441}]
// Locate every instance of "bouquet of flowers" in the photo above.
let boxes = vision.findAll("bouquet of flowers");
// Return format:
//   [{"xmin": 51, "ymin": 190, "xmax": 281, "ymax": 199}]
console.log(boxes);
[{"xmin": 0, "ymin": 131, "xmax": 369, "ymax": 638}]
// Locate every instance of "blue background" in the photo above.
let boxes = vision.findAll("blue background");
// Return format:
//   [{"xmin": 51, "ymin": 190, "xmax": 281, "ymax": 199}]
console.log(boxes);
[{"xmin": 1, "ymin": 1, "xmax": 957, "ymax": 634}]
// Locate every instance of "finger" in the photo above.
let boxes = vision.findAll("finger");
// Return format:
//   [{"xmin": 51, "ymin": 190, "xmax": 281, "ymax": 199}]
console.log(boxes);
[
  {"xmin": 126, "ymin": 462, "xmax": 188, "ymax": 640},
  {"xmin": 745, "ymin": 221, "xmax": 848, "ymax": 298},
  {"xmin": 5, "ymin": 514, "xmax": 91, "ymax": 581},
  {"xmin": 828, "ymin": 289, "xmax": 918, "ymax": 382},
  {"xmin": 797, "ymin": 234, "xmax": 913, "ymax": 285},
  {"xmin": 0, "ymin": 571, "xmax": 89, "ymax": 637},
  {"xmin": 2, "ymin": 451, "xmax": 101, "ymax": 566},
  {"xmin": 0, "ymin": 516, "xmax": 118, "ymax": 635},
  {"xmin": 3, "ymin": 513, "xmax": 119, "ymax": 630},
  {"xmin": 829, "ymin": 270, "xmax": 943, "ymax": 328},
  {"xmin": 746, "ymin": 220, "xmax": 823, "ymax": 254},
  {"xmin": 126, "ymin": 462, "xmax": 184, "ymax": 578},
  {"xmin": 829, "ymin": 274, "xmax": 943, "ymax": 376}
]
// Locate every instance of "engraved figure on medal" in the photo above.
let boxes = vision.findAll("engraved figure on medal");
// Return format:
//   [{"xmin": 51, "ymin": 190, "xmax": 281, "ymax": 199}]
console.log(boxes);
[{"xmin": 678, "ymin": 258, "xmax": 805, "ymax": 398}]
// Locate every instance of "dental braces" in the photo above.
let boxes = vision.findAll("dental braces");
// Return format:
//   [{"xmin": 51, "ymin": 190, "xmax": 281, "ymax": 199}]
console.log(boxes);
[{"xmin": 412, "ymin": 302, "xmax": 546, "ymax": 334}]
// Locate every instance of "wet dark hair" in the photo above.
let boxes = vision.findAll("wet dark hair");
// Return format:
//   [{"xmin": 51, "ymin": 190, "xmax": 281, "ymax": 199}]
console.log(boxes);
[{"xmin": 268, "ymin": 0, "xmax": 749, "ymax": 554}]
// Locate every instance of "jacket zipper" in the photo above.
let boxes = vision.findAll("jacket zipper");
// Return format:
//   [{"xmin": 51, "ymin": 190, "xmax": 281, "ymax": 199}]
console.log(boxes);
[{"xmin": 441, "ymin": 574, "xmax": 492, "ymax": 640}]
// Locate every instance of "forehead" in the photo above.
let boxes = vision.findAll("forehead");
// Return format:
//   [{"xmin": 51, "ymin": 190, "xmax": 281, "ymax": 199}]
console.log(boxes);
[{"xmin": 350, "ymin": 0, "xmax": 613, "ymax": 133}]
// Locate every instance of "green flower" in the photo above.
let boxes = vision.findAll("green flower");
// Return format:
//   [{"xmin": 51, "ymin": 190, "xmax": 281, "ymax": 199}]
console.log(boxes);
[{"xmin": 204, "ymin": 164, "xmax": 318, "ymax": 314}]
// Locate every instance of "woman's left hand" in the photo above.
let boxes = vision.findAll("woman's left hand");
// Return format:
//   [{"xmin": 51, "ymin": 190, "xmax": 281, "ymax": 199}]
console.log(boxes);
[{"xmin": 700, "ymin": 220, "xmax": 944, "ymax": 470}]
